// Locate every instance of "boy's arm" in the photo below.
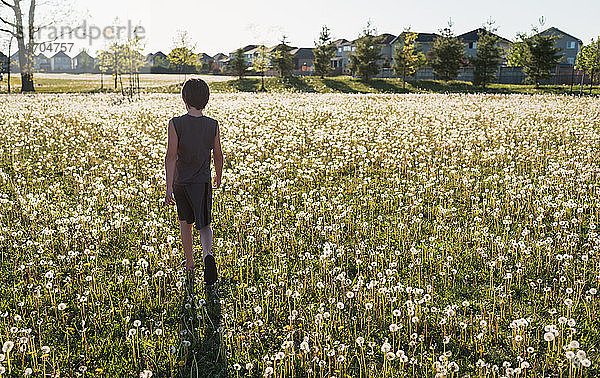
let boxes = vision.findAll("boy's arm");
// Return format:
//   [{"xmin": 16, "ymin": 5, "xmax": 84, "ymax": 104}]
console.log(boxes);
[
  {"xmin": 165, "ymin": 119, "xmax": 178, "ymax": 204},
  {"xmin": 212, "ymin": 122, "xmax": 224, "ymax": 189}
]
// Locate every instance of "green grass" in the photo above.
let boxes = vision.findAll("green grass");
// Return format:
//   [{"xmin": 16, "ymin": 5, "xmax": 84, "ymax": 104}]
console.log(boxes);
[
  {"xmin": 200, "ymin": 76, "xmax": 600, "ymax": 95},
  {"xmin": 1, "ymin": 73, "xmax": 598, "ymax": 95}
]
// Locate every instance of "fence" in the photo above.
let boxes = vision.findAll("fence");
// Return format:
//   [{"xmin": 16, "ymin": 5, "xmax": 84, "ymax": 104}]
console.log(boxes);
[{"xmin": 373, "ymin": 65, "xmax": 596, "ymax": 86}]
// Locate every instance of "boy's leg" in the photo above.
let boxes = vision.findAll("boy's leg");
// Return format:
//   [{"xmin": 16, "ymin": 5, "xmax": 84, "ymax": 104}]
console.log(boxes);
[
  {"xmin": 198, "ymin": 224, "xmax": 213, "ymax": 260},
  {"xmin": 179, "ymin": 221, "xmax": 195, "ymax": 268}
]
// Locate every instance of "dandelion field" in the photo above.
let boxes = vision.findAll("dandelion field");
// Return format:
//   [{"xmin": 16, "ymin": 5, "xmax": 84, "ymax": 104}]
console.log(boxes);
[{"xmin": 1, "ymin": 92, "xmax": 600, "ymax": 377}]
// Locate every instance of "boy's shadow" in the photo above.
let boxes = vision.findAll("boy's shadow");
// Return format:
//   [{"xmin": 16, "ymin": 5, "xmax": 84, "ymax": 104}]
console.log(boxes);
[{"xmin": 177, "ymin": 271, "xmax": 229, "ymax": 377}]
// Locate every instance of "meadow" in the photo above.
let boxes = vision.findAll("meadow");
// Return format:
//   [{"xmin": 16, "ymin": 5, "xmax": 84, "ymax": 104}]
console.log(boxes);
[{"xmin": 0, "ymin": 92, "xmax": 599, "ymax": 377}]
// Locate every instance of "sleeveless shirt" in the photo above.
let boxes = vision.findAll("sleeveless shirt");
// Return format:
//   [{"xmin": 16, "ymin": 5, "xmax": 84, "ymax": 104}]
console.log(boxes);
[{"xmin": 172, "ymin": 114, "xmax": 218, "ymax": 184}]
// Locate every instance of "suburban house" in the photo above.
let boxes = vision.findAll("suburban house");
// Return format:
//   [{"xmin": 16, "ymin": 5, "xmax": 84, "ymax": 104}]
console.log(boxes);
[
  {"xmin": 212, "ymin": 53, "xmax": 229, "ymax": 71},
  {"xmin": 228, "ymin": 45, "xmax": 258, "ymax": 62},
  {"xmin": 73, "ymin": 51, "xmax": 95, "ymax": 72},
  {"xmin": 197, "ymin": 52, "xmax": 214, "ymax": 69},
  {"xmin": 0, "ymin": 52, "xmax": 8, "ymax": 73},
  {"xmin": 34, "ymin": 53, "xmax": 51, "ymax": 72},
  {"xmin": 538, "ymin": 27, "xmax": 583, "ymax": 66},
  {"xmin": 146, "ymin": 51, "xmax": 168, "ymax": 67},
  {"xmin": 50, "ymin": 51, "xmax": 72, "ymax": 72},
  {"xmin": 332, "ymin": 39, "xmax": 354, "ymax": 75},
  {"xmin": 458, "ymin": 28, "xmax": 512, "ymax": 65},
  {"xmin": 375, "ymin": 33, "xmax": 396, "ymax": 67},
  {"xmin": 290, "ymin": 47, "xmax": 315, "ymax": 73}
]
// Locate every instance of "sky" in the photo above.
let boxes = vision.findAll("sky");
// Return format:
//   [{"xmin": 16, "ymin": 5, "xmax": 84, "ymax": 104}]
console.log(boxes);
[{"xmin": 1, "ymin": 0, "xmax": 599, "ymax": 56}]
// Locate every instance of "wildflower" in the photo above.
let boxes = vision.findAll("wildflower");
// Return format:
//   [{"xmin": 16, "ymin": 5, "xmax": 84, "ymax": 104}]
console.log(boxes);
[{"xmin": 2, "ymin": 341, "xmax": 14, "ymax": 353}]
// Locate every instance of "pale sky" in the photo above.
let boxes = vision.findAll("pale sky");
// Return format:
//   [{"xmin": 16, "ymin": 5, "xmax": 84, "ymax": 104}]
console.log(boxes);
[{"xmin": 1, "ymin": 0, "xmax": 599, "ymax": 56}]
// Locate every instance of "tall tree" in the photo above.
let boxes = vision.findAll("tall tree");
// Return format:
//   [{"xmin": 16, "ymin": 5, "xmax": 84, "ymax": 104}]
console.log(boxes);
[
  {"xmin": 96, "ymin": 41, "xmax": 127, "ymax": 90},
  {"xmin": 230, "ymin": 48, "xmax": 247, "ymax": 79},
  {"xmin": 472, "ymin": 22, "xmax": 503, "ymax": 88},
  {"xmin": 506, "ymin": 37, "xmax": 528, "ymax": 67},
  {"xmin": 393, "ymin": 29, "xmax": 426, "ymax": 89},
  {"xmin": 313, "ymin": 25, "xmax": 336, "ymax": 78},
  {"xmin": 348, "ymin": 21, "xmax": 381, "ymax": 81},
  {"xmin": 1, "ymin": 0, "xmax": 72, "ymax": 92},
  {"xmin": 272, "ymin": 34, "xmax": 293, "ymax": 77},
  {"xmin": 428, "ymin": 21, "xmax": 464, "ymax": 81},
  {"xmin": 516, "ymin": 18, "xmax": 562, "ymax": 87},
  {"xmin": 252, "ymin": 44, "xmax": 271, "ymax": 91},
  {"xmin": 167, "ymin": 30, "xmax": 197, "ymax": 80},
  {"xmin": 0, "ymin": 0, "xmax": 37, "ymax": 91},
  {"xmin": 576, "ymin": 37, "xmax": 600, "ymax": 94}
]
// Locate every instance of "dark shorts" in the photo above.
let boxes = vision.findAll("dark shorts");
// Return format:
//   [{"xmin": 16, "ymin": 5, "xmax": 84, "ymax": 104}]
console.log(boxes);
[{"xmin": 173, "ymin": 183, "xmax": 212, "ymax": 230}]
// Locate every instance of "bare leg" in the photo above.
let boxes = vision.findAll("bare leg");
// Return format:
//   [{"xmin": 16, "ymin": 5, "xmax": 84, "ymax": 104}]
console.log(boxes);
[
  {"xmin": 198, "ymin": 224, "xmax": 213, "ymax": 260},
  {"xmin": 179, "ymin": 221, "xmax": 195, "ymax": 269}
]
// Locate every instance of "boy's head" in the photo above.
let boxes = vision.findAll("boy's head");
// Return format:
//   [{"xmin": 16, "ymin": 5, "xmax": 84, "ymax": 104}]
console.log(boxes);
[{"xmin": 182, "ymin": 78, "xmax": 210, "ymax": 110}]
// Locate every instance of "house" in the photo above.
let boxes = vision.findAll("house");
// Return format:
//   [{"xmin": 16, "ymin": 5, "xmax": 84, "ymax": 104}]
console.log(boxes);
[
  {"xmin": 50, "ymin": 51, "xmax": 72, "ymax": 72},
  {"xmin": 10, "ymin": 51, "xmax": 20, "ymax": 72},
  {"xmin": 34, "ymin": 53, "xmax": 51, "ymax": 72},
  {"xmin": 290, "ymin": 47, "xmax": 315, "ymax": 73},
  {"xmin": 391, "ymin": 32, "xmax": 438, "ymax": 58},
  {"xmin": 73, "ymin": 50, "xmax": 95, "ymax": 72},
  {"xmin": 332, "ymin": 39, "xmax": 354, "ymax": 75},
  {"xmin": 146, "ymin": 51, "xmax": 168, "ymax": 67},
  {"xmin": 228, "ymin": 45, "xmax": 258, "ymax": 62},
  {"xmin": 197, "ymin": 52, "xmax": 214, "ymax": 67},
  {"xmin": 0, "ymin": 52, "xmax": 7, "ymax": 73},
  {"xmin": 212, "ymin": 52, "xmax": 229, "ymax": 71},
  {"xmin": 374, "ymin": 33, "xmax": 396, "ymax": 64},
  {"xmin": 538, "ymin": 27, "xmax": 583, "ymax": 66},
  {"xmin": 458, "ymin": 28, "xmax": 512, "ymax": 65}
]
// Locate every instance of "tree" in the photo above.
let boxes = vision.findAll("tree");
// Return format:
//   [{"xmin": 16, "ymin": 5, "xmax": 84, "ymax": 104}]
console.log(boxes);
[
  {"xmin": 0, "ymin": 0, "xmax": 37, "ymax": 91},
  {"xmin": 576, "ymin": 37, "xmax": 600, "ymax": 94},
  {"xmin": 514, "ymin": 19, "xmax": 562, "ymax": 87},
  {"xmin": 428, "ymin": 21, "xmax": 464, "ymax": 81},
  {"xmin": 348, "ymin": 21, "xmax": 381, "ymax": 81},
  {"xmin": 272, "ymin": 35, "xmax": 293, "ymax": 77},
  {"xmin": 252, "ymin": 45, "xmax": 271, "ymax": 91},
  {"xmin": 96, "ymin": 41, "xmax": 130, "ymax": 91},
  {"xmin": 230, "ymin": 48, "xmax": 247, "ymax": 79},
  {"xmin": 1, "ymin": 0, "xmax": 72, "ymax": 92},
  {"xmin": 313, "ymin": 25, "xmax": 336, "ymax": 78},
  {"xmin": 167, "ymin": 30, "xmax": 197, "ymax": 80},
  {"xmin": 506, "ymin": 38, "xmax": 528, "ymax": 67},
  {"xmin": 472, "ymin": 23, "xmax": 503, "ymax": 88},
  {"xmin": 522, "ymin": 33, "xmax": 561, "ymax": 86},
  {"xmin": 393, "ymin": 29, "xmax": 426, "ymax": 89}
]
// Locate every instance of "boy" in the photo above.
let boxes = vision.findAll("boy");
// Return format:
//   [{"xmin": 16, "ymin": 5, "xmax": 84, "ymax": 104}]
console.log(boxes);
[{"xmin": 164, "ymin": 78, "xmax": 223, "ymax": 285}]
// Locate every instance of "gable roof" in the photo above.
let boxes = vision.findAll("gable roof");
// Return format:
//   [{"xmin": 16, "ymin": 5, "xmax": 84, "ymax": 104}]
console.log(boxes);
[
  {"xmin": 539, "ymin": 27, "xmax": 583, "ymax": 43},
  {"xmin": 333, "ymin": 38, "xmax": 351, "ymax": 46},
  {"xmin": 51, "ymin": 51, "xmax": 71, "ymax": 59},
  {"xmin": 390, "ymin": 32, "xmax": 440, "ymax": 45},
  {"xmin": 213, "ymin": 52, "xmax": 227, "ymax": 61},
  {"xmin": 197, "ymin": 52, "xmax": 213, "ymax": 60},
  {"xmin": 290, "ymin": 47, "xmax": 315, "ymax": 59},
  {"xmin": 154, "ymin": 51, "xmax": 167, "ymax": 58},
  {"xmin": 374, "ymin": 33, "xmax": 396, "ymax": 44},
  {"xmin": 458, "ymin": 28, "xmax": 512, "ymax": 44},
  {"xmin": 74, "ymin": 50, "xmax": 92, "ymax": 59},
  {"xmin": 230, "ymin": 44, "xmax": 258, "ymax": 54}
]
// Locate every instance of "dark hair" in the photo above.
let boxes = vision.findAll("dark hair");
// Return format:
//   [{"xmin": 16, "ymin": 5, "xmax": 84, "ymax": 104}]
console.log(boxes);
[{"xmin": 182, "ymin": 78, "xmax": 210, "ymax": 110}]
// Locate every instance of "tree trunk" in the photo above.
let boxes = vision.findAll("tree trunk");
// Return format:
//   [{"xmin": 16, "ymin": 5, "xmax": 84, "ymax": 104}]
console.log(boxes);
[
  {"xmin": 13, "ymin": 0, "xmax": 35, "ymax": 92},
  {"xmin": 590, "ymin": 69, "xmax": 594, "ymax": 94}
]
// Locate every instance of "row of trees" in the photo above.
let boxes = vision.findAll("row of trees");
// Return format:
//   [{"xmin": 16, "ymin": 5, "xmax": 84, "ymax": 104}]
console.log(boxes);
[{"xmin": 330, "ymin": 18, "xmax": 566, "ymax": 88}]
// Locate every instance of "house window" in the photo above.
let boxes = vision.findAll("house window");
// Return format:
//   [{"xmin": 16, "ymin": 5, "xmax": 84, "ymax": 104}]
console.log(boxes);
[
  {"xmin": 469, "ymin": 42, "xmax": 477, "ymax": 49},
  {"xmin": 338, "ymin": 47, "xmax": 342, "ymax": 53},
  {"xmin": 567, "ymin": 41, "xmax": 576, "ymax": 49},
  {"xmin": 567, "ymin": 57, "xmax": 575, "ymax": 65}
]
